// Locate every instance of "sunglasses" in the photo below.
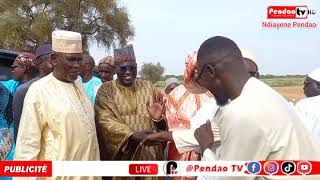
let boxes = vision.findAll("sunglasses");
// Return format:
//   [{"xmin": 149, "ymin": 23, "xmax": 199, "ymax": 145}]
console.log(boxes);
[
  {"xmin": 248, "ymin": 71, "xmax": 259, "ymax": 78},
  {"xmin": 117, "ymin": 65, "xmax": 137, "ymax": 73},
  {"xmin": 11, "ymin": 66, "xmax": 20, "ymax": 70},
  {"xmin": 193, "ymin": 54, "xmax": 240, "ymax": 85}
]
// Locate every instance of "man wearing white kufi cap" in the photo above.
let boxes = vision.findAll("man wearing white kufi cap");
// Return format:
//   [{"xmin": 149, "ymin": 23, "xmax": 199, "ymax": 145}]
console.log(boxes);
[
  {"xmin": 241, "ymin": 48, "xmax": 259, "ymax": 78},
  {"xmin": 14, "ymin": 30, "xmax": 100, "ymax": 180},
  {"xmin": 164, "ymin": 77, "xmax": 180, "ymax": 94},
  {"xmin": 295, "ymin": 68, "xmax": 320, "ymax": 144}
]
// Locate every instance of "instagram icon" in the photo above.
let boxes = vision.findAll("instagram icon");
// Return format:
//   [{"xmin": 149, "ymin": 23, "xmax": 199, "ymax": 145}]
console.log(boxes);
[{"xmin": 264, "ymin": 161, "xmax": 279, "ymax": 175}]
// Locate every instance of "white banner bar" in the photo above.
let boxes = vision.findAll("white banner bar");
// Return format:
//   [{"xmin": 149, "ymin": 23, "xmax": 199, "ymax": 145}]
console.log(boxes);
[
  {"xmin": 2, "ymin": 160, "xmax": 319, "ymax": 177},
  {"xmin": 52, "ymin": 161, "xmax": 250, "ymax": 177}
]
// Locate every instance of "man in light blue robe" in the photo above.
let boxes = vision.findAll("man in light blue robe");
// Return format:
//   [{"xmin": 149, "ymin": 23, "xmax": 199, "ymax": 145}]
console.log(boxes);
[{"xmin": 80, "ymin": 54, "xmax": 102, "ymax": 105}]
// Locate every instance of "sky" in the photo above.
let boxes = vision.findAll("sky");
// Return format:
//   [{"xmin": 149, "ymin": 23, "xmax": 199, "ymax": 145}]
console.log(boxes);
[{"xmin": 89, "ymin": 0, "xmax": 320, "ymax": 76}]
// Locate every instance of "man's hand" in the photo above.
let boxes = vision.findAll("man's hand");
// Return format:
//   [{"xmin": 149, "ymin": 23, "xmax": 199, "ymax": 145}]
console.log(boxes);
[
  {"xmin": 140, "ymin": 131, "xmax": 173, "ymax": 147},
  {"xmin": 194, "ymin": 121, "xmax": 214, "ymax": 155},
  {"xmin": 130, "ymin": 130, "xmax": 154, "ymax": 143},
  {"xmin": 154, "ymin": 119, "xmax": 168, "ymax": 131},
  {"xmin": 147, "ymin": 92, "xmax": 166, "ymax": 121}
]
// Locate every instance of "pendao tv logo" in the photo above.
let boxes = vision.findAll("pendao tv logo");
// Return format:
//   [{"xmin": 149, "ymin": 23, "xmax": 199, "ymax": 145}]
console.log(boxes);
[
  {"xmin": 164, "ymin": 161, "xmax": 179, "ymax": 175},
  {"xmin": 268, "ymin": 6, "xmax": 316, "ymax": 19}
]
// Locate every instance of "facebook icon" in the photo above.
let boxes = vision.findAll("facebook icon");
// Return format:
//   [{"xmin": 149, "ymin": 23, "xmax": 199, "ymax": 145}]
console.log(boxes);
[{"xmin": 247, "ymin": 162, "xmax": 261, "ymax": 175}]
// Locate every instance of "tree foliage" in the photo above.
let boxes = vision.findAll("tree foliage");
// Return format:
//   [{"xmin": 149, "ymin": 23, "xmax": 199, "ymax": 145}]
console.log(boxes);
[
  {"xmin": 160, "ymin": 74, "xmax": 184, "ymax": 81},
  {"xmin": 139, "ymin": 62, "xmax": 165, "ymax": 83},
  {"xmin": 0, "ymin": 0, "xmax": 134, "ymax": 52}
]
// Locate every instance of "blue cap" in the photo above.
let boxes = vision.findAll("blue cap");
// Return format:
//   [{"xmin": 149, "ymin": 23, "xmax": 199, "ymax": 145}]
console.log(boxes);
[{"xmin": 36, "ymin": 44, "xmax": 52, "ymax": 59}]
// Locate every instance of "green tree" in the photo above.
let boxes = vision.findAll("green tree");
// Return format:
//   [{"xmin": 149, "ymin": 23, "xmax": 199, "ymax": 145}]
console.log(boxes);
[
  {"xmin": 139, "ymin": 62, "xmax": 165, "ymax": 83},
  {"xmin": 0, "ymin": 0, "xmax": 134, "ymax": 52}
]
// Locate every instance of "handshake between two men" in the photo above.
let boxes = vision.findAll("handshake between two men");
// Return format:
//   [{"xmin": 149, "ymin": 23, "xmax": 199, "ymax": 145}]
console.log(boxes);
[{"xmin": 131, "ymin": 91, "xmax": 215, "ymax": 156}]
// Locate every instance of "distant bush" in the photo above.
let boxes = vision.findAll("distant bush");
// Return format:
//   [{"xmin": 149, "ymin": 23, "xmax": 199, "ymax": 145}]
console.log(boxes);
[
  {"xmin": 139, "ymin": 62, "xmax": 165, "ymax": 83},
  {"xmin": 261, "ymin": 77, "xmax": 305, "ymax": 87},
  {"xmin": 160, "ymin": 75, "xmax": 184, "ymax": 81},
  {"xmin": 157, "ymin": 75, "xmax": 306, "ymax": 87},
  {"xmin": 260, "ymin": 74, "xmax": 306, "ymax": 79}
]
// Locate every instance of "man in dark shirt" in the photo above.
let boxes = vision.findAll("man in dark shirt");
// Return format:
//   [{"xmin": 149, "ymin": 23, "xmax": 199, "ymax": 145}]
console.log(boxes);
[{"xmin": 13, "ymin": 44, "xmax": 53, "ymax": 141}]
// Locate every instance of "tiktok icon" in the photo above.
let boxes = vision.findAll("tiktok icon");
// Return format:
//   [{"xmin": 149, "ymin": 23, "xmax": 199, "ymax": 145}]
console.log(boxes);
[{"xmin": 281, "ymin": 161, "xmax": 296, "ymax": 175}]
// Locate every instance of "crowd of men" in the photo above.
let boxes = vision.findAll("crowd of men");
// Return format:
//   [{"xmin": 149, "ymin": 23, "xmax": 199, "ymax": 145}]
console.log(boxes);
[{"xmin": 0, "ymin": 30, "xmax": 320, "ymax": 180}]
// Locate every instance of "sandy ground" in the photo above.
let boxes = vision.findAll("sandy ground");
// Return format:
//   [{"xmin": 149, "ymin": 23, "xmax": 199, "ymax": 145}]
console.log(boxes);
[{"xmin": 272, "ymin": 85, "xmax": 305, "ymax": 103}]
